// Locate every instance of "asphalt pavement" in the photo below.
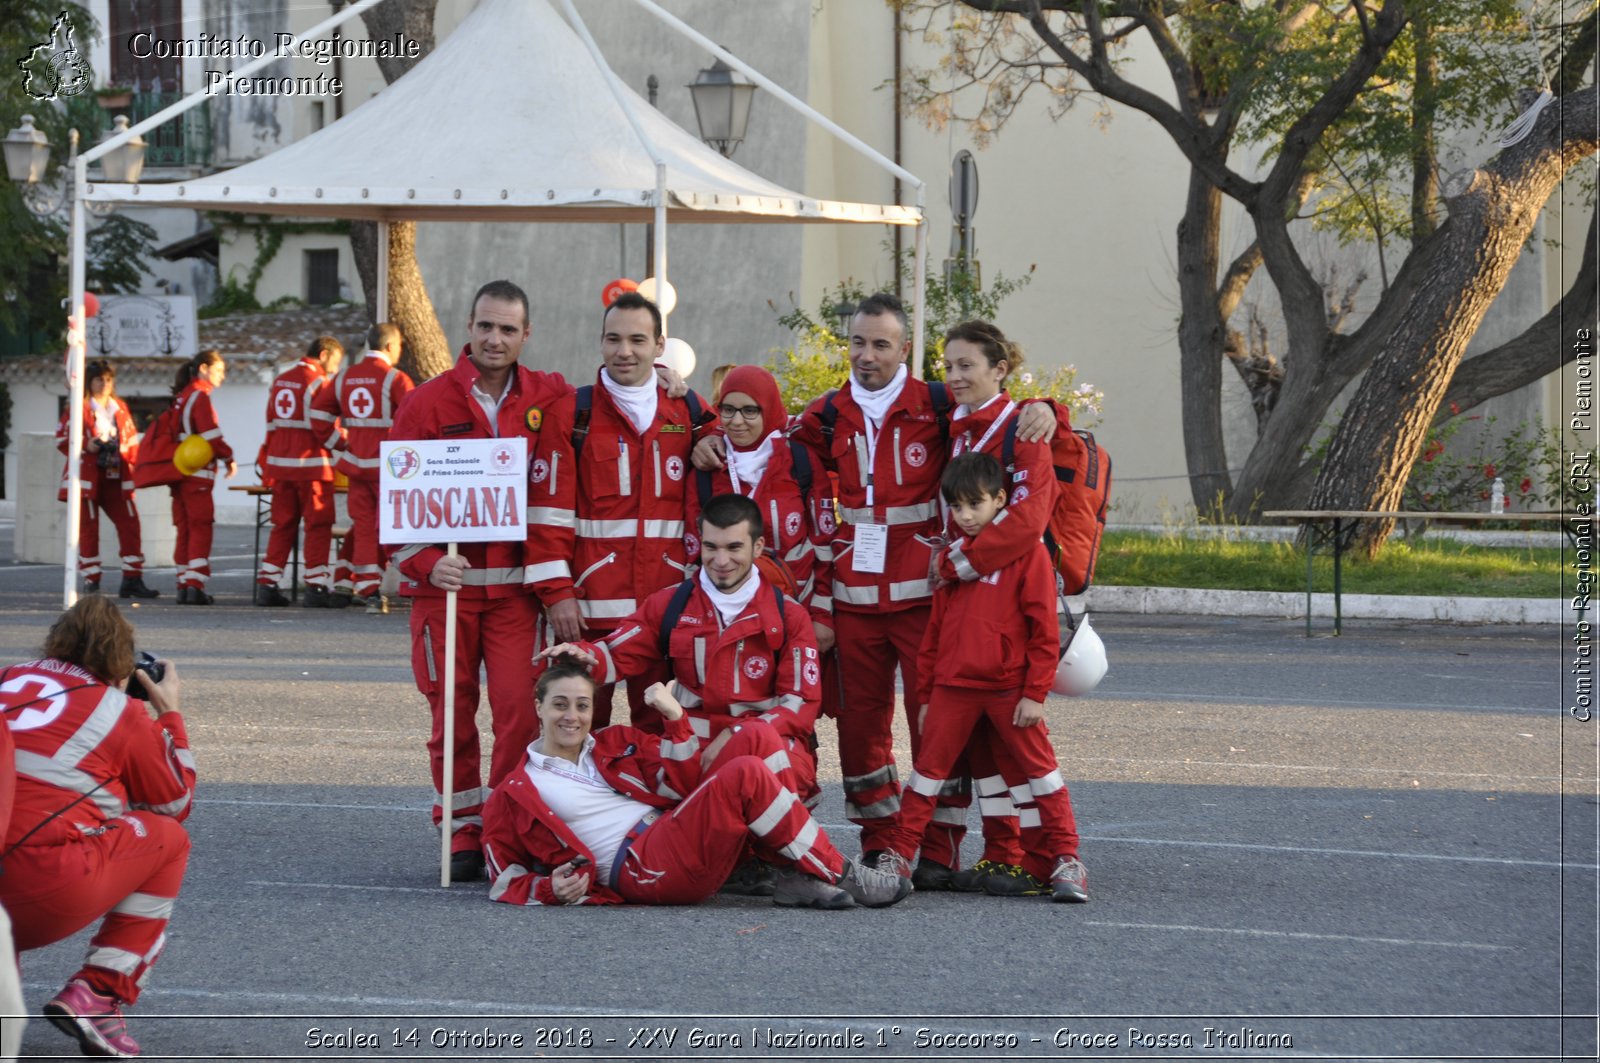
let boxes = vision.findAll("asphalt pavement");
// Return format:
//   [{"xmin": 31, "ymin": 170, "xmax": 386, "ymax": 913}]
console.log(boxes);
[{"xmin": 0, "ymin": 521, "xmax": 1594, "ymax": 1062}]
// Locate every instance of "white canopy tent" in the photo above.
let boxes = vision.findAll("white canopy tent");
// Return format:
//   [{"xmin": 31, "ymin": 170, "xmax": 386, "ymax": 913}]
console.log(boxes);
[{"xmin": 60, "ymin": 0, "xmax": 930, "ymax": 604}]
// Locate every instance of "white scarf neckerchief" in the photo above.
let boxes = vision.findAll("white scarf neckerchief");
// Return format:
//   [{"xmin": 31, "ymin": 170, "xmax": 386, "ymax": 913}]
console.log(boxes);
[
  {"xmin": 601, "ymin": 368, "xmax": 658, "ymax": 434},
  {"xmin": 727, "ymin": 431, "xmax": 781, "ymax": 495},
  {"xmin": 850, "ymin": 364, "xmax": 907, "ymax": 429},
  {"xmin": 698, "ymin": 564, "xmax": 763, "ymax": 627},
  {"xmin": 953, "ymin": 391, "xmax": 1003, "ymax": 421},
  {"xmin": 90, "ymin": 397, "xmax": 116, "ymax": 442}
]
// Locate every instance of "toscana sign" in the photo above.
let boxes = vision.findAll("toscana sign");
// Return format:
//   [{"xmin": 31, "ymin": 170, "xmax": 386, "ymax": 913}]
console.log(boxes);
[{"xmin": 378, "ymin": 438, "xmax": 527, "ymax": 545}]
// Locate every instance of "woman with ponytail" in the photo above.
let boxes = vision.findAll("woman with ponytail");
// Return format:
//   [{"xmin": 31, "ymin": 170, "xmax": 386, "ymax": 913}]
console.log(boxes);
[{"xmin": 167, "ymin": 350, "xmax": 236, "ymax": 604}]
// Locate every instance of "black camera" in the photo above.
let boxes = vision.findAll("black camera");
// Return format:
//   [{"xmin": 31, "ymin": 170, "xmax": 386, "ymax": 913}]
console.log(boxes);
[
  {"xmin": 96, "ymin": 444, "xmax": 119, "ymax": 471},
  {"xmin": 126, "ymin": 651, "xmax": 164, "ymax": 702}
]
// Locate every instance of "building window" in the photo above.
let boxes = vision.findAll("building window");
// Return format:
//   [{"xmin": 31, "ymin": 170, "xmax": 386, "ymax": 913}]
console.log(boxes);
[
  {"xmin": 109, "ymin": 0, "xmax": 182, "ymax": 94},
  {"xmin": 305, "ymin": 249, "xmax": 340, "ymax": 306}
]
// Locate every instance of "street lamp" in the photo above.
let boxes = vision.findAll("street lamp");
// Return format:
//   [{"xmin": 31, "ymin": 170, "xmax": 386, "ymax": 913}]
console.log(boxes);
[
  {"xmin": 687, "ymin": 55, "xmax": 756, "ymax": 158},
  {"xmin": 4, "ymin": 113, "xmax": 144, "ymax": 218}
]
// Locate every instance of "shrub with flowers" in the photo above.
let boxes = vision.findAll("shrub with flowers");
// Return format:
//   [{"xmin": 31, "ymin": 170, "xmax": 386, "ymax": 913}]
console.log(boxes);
[{"xmin": 766, "ymin": 264, "xmax": 1103, "ymax": 424}]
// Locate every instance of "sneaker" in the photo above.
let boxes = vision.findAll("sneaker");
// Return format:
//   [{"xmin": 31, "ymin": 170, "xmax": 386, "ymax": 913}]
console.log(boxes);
[
  {"xmin": 983, "ymin": 863, "xmax": 1049, "ymax": 897},
  {"xmin": 117, "ymin": 575, "xmax": 159, "ymax": 599},
  {"xmin": 450, "ymin": 850, "xmax": 485, "ymax": 883},
  {"xmin": 255, "ymin": 585, "xmax": 290, "ymax": 607},
  {"xmin": 303, "ymin": 586, "xmax": 332, "ymax": 608},
  {"xmin": 44, "ymin": 979, "xmax": 140, "ymax": 1057},
  {"xmin": 720, "ymin": 858, "xmax": 778, "ymax": 896},
  {"xmin": 364, "ymin": 594, "xmax": 389, "ymax": 615},
  {"xmin": 772, "ymin": 868, "xmax": 855, "ymax": 909},
  {"xmin": 950, "ymin": 858, "xmax": 1005, "ymax": 892},
  {"xmin": 912, "ymin": 858, "xmax": 954, "ymax": 891},
  {"xmin": 837, "ymin": 856, "xmax": 912, "ymax": 908},
  {"xmin": 327, "ymin": 591, "xmax": 353, "ymax": 609},
  {"xmin": 871, "ymin": 849, "xmax": 913, "ymax": 880},
  {"xmin": 1050, "ymin": 856, "xmax": 1089, "ymax": 903}
]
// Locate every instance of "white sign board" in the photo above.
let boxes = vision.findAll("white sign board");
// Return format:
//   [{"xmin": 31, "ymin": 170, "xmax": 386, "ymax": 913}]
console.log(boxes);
[
  {"xmin": 378, "ymin": 437, "xmax": 527, "ymax": 545},
  {"xmin": 88, "ymin": 295, "xmax": 199, "ymax": 360}
]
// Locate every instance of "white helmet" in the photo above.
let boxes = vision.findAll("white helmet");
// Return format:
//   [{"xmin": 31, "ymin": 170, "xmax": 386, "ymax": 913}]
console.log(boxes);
[{"xmin": 1051, "ymin": 614, "xmax": 1107, "ymax": 696}]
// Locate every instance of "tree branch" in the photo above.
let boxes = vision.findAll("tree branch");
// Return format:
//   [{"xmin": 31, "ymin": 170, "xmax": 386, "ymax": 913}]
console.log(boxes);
[{"xmin": 1437, "ymin": 206, "xmax": 1600, "ymax": 420}]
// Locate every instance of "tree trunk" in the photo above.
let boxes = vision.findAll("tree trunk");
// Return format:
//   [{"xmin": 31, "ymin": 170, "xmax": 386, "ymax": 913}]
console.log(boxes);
[
  {"xmin": 351, "ymin": 220, "xmax": 454, "ymax": 382},
  {"xmin": 1307, "ymin": 85, "xmax": 1600, "ymax": 556},
  {"xmin": 1175, "ymin": 171, "xmax": 1232, "ymax": 513},
  {"xmin": 346, "ymin": 0, "xmax": 449, "ymax": 381}
]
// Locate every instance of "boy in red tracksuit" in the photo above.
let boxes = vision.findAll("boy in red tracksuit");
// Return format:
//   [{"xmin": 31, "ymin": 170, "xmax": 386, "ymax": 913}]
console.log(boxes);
[{"xmin": 880, "ymin": 452, "xmax": 1088, "ymax": 903}]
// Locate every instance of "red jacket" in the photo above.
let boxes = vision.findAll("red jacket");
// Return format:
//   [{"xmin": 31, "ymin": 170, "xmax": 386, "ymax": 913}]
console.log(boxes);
[
  {"xmin": 790, "ymin": 379, "xmax": 949, "ymax": 615},
  {"xmin": 939, "ymin": 392, "xmax": 1063, "ymax": 582},
  {"xmin": 917, "ymin": 543, "xmax": 1059, "ymax": 704},
  {"xmin": 55, "ymin": 395, "xmax": 139, "ymax": 501},
  {"xmin": 525, "ymin": 375, "xmax": 709, "ymax": 629},
  {"xmin": 576, "ymin": 576, "xmax": 822, "ymax": 741},
  {"xmin": 480, "ymin": 716, "xmax": 704, "ymax": 906},
  {"xmin": 175, "ymin": 379, "xmax": 232, "ymax": 480},
  {"xmin": 386, "ymin": 348, "xmax": 572, "ymax": 601},
  {"xmin": 310, "ymin": 351, "xmax": 415, "ymax": 481},
  {"xmin": 1, "ymin": 657, "xmax": 195, "ymax": 850},
  {"xmin": 262, "ymin": 358, "xmax": 337, "ymax": 483},
  {"xmin": 683, "ymin": 440, "xmax": 832, "ymax": 629}
]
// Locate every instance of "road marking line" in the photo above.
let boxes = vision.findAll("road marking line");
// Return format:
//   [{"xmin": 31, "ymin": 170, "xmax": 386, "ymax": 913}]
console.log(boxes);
[
  {"xmin": 247, "ymin": 880, "xmax": 441, "ymax": 893},
  {"xmin": 1085, "ymin": 920, "xmax": 1512, "ymax": 951},
  {"xmin": 208, "ymin": 799, "xmax": 426, "ymax": 812},
  {"xmin": 1088, "ymin": 835, "xmax": 1597, "ymax": 870},
  {"xmin": 1060, "ymin": 755, "xmax": 1567, "ymax": 782},
  {"xmin": 1100, "ymin": 689, "xmax": 1551, "ymax": 714}
]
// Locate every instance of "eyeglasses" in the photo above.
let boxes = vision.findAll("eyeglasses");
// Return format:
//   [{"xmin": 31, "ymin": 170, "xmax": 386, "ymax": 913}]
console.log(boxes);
[{"xmin": 718, "ymin": 404, "xmax": 762, "ymax": 421}]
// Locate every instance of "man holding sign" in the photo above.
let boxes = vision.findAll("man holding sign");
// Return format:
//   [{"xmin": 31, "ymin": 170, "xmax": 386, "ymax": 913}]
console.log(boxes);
[{"xmin": 385, "ymin": 280, "xmax": 573, "ymax": 883}]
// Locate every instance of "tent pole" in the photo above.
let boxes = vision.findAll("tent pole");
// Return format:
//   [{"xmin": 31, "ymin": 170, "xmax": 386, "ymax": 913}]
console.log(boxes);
[
  {"xmin": 63, "ymin": 155, "xmax": 89, "ymax": 606},
  {"xmin": 376, "ymin": 220, "xmax": 390, "ymax": 322},
  {"xmin": 654, "ymin": 163, "xmax": 668, "ymax": 331},
  {"xmin": 912, "ymin": 190, "xmax": 927, "ymax": 380}
]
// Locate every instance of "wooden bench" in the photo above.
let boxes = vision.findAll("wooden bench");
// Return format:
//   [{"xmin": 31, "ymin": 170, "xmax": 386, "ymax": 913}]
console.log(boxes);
[{"xmin": 1262, "ymin": 510, "xmax": 1573, "ymax": 636}]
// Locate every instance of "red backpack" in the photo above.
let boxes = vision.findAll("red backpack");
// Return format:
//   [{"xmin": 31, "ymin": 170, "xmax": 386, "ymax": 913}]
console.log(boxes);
[
  {"xmin": 132, "ymin": 402, "xmax": 184, "ymax": 487},
  {"xmin": 1003, "ymin": 421, "xmax": 1112, "ymax": 595}
]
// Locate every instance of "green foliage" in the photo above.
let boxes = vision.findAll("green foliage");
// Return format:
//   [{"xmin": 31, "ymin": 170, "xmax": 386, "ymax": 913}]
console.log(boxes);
[
  {"xmin": 768, "ymin": 253, "xmax": 1101, "ymax": 419},
  {"xmin": 199, "ymin": 276, "xmax": 260, "ymax": 319},
  {"xmin": 203, "ymin": 214, "xmax": 349, "ymax": 317},
  {"xmin": 86, "ymin": 213, "xmax": 157, "ymax": 294}
]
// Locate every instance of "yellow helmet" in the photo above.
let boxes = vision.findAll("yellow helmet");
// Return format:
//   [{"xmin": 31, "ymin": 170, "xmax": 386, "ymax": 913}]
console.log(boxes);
[{"xmin": 173, "ymin": 433, "xmax": 214, "ymax": 476}]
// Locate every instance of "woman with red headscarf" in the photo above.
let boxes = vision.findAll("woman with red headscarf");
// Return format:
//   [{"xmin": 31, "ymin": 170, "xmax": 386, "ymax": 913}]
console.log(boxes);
[{"xmin": 684, "ymin": 365, "xmax": 832, "ymax": 643}]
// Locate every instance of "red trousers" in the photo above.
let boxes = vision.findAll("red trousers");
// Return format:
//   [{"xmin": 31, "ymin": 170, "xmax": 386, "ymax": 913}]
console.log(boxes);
[
  {"xmin": 410, "ymin": 594, "xmax": 539, "ymax": 852},
  {"xmin": 75, "ymin": 475, "xmax": 143, "ymax": 582},
  {"xmin": 833, "ymin": 607, "xmax": 966, "ymax": 863},
  {"xmin": 168, "ymin": 478, "xmax": 214, "ymax": 589},
  {"xmin": 0, "ymin": 812, "xmax": 189, "ymax": 1005},
  {"xmin": 346, "ymin": 478, "xmax": 384, "ymax": 598},
  {"xmin": 888, "ymin": 685, "xmax": 1079, "ymax": 881},
  {"xmin": 259, "ymin": 480, "xmax": 335, "ymax": 589},
  {"xmin": 617, "ymin": 753, "xmax": 844, "ymax": 905}
]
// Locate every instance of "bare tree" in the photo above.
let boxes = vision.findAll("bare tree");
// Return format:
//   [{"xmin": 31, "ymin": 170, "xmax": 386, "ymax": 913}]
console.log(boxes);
[{"xmin": 900, "ymin": 0, "xmax": 1598, "ymax": 551}]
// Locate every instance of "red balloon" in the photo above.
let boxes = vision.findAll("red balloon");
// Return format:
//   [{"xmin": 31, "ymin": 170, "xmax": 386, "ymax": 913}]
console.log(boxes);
[
  {"xmin": 83, "ymin": 291, "xmax": 100, "ymax": 318},
  {"xmin": 601, "ymin": 277, "xmax": 639, "ymax": 307}
]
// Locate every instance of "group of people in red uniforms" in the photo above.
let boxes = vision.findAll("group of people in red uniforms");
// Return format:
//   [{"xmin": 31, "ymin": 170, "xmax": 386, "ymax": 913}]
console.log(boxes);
[{"xmin": 11, "ymin": 278, "xmax": 1103, "ymax": 1058}]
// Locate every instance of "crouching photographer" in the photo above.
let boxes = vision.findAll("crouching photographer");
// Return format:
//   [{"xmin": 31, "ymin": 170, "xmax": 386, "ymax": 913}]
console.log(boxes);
[{"xmin": 0, "ymin": 596, "xmax": 195, "ymax": 1058}]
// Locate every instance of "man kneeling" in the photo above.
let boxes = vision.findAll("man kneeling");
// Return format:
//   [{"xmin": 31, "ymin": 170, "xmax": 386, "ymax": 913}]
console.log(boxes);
[{"xmin": 481, "ymin": 662, "xmax": 908, "ymax": 909}]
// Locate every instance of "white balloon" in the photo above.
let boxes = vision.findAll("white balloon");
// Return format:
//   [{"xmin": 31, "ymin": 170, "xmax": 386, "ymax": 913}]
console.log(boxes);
[
  {"xmin": 659, "ymin": 337, "xmax": 696, "ymax": 379},
  {"xmin": 636, "ymin": 276, "xmax": 678, "ymax": 316}
]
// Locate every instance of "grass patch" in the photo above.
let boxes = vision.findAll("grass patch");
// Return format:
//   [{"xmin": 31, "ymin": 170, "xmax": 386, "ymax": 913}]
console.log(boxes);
[{"xmin": 1095, "ymin": 530, "xmax": 1562, "ymax": 598}]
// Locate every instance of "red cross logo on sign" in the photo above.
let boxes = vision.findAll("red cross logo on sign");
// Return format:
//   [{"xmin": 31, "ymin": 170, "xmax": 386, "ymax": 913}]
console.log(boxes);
[
  {"xmin": 1, "ymin": 674, "xmax": 69, "ymax": 731},
  {"xmin": 347, "ymin": 386, "xmax": 375, "ymax": 419},
  {"xmin": 273, "ymin": 387, "xmax": 297, "ymax": 420}
]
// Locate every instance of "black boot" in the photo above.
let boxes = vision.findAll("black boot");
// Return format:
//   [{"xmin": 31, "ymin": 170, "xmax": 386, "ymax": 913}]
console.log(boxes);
[
  {"xmin": 83, "ymin": 579, "xmax": 102, "ymax": 595},
  {"xmin": 327, "ymin": 590, "xmax": 352, "ymax": 609},
  {"xmin": 118, "ymin": 575, "xmax": 160, "ymax": 599},
  {"xmin": 176, "ymin": 586, "xmax": 191, "ymax": 605},
  {"xmin": 303, "ymin": 585, "xmax": 331, "ymax": 608},
  {"xmin": 183, "ymin": 587, "xmax": 215, "ymax": 606},
  {"xmin": 255, "ymin": 585, "xmax": 291, "ymax": 607}
]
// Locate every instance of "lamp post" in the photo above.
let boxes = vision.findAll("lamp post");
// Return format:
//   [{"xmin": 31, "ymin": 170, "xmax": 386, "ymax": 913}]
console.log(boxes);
[
  {"xmin": 6, "ymin": 113, "xmax": 145, "ymax": 605},
  {"xmin": 687, "ymin": 55, "xmax": 756, "ymax": 158}
]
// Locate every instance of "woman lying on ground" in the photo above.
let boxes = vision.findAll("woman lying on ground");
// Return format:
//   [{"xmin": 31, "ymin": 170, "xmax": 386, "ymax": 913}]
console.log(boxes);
[{"xmin": 480, "ymin": 661, "xmax": 908, "ymax": 910}]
